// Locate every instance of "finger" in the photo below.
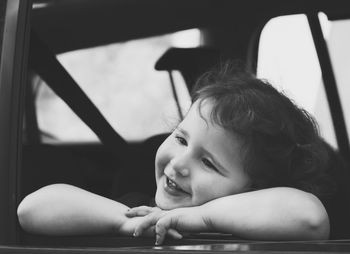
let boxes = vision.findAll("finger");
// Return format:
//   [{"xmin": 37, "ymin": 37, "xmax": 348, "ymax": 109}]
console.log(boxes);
[
  {"xmin": 155, "ymin": 223, "xmax": 167, "ymax": 245},
  {"xmin": 155, "ymin": 218, "xmax": 171, "ymax": 245},
  {"xmin": 134, "ymin": 212, "xmax": 161, "ymax": 237},
  {"xmin": 125, "ymin": 206, "xmax": 154, "ymax": 217},
  {"xmin": 167, "ymin": 228, "xmax": 183, "ymax": 240}
]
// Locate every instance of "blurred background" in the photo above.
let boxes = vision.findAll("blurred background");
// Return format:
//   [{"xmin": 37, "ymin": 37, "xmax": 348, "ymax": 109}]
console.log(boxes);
[{"xmin": 35, "ymin": 13, "xmax": 350, "ymax": 149}]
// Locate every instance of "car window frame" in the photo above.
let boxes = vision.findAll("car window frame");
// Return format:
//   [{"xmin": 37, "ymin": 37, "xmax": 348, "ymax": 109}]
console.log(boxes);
[{"xmin": 0, "ymin": 0, "xmax": 31, "ymax": 245}]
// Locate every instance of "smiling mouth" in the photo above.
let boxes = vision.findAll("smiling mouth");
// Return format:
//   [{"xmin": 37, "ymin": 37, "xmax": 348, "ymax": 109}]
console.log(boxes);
[{"xmin": 165, "ymin": 176, "xmax": 189, "ymax": 195}]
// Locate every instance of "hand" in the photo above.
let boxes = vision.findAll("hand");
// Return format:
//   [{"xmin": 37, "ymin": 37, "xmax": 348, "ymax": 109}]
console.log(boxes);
[
  {"xmin": 130, "ymin": 206, "xmax": 210, "ymax": 245},
  {"xmin": 125, "ymin": 206, "xmax": 183, "ymax": 241},
  {"xmin": 125, "ymin": 206, "xmax": 161, "ymax": 217}
]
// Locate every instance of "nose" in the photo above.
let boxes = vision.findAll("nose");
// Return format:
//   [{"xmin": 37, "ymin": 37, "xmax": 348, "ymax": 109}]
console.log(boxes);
[{"xmin": 170, "ymin": 153, "xmax": 191, "ymax": 177}]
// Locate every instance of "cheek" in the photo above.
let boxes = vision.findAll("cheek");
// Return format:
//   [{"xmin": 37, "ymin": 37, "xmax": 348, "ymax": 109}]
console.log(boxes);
[
  {"xmin": 154, "ymin": 138, "xmax": 172, "ymax": 181},
  {"xmin": 190, "ymin": 173, "xmax": 220, "ymax": 203},
  {"xmin": 192, "ymin": 175, "xmax": 245, "ymax": 204},
  {"xmin": 214, "ymin": 177, "xmax": 249, "ymax": 197}
]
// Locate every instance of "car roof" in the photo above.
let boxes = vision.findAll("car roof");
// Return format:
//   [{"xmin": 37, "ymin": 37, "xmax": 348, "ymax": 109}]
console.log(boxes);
[{"xmin": 32, "ymin": 0, "xmax": 350, "ymax": 54}]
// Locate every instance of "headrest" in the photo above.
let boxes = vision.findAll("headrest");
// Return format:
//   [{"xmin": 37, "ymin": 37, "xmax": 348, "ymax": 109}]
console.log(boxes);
[{"xmin": 155, "ymin": 47, "xmax": 221, "ymax": 91}]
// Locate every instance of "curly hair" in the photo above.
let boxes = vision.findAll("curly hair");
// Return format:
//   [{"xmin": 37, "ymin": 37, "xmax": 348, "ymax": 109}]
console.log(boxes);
[{"xmin": 191, "ymin": 62, "xmax": 335, "ymax": 200}]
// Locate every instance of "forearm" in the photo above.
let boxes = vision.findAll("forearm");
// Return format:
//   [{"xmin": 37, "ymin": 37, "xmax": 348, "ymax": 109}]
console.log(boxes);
[
  {"xmin": 17, "ymin": 184, "xmax": 129, "ymax": 235},
  {"xmin": 201, "ymin": 187, "xmax": 329, "ymax": 240}
]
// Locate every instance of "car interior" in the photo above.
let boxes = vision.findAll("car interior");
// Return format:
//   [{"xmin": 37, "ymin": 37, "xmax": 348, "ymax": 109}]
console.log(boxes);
[{"xmin": 15, "ymin": 0, "xmax": 350, "ymax": 250}]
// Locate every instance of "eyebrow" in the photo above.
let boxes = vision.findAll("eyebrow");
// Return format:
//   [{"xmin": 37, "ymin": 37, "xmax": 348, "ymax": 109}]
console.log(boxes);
[{"xmin": 176, "ymin": 127, "xmax": 229, "ymax": 174}]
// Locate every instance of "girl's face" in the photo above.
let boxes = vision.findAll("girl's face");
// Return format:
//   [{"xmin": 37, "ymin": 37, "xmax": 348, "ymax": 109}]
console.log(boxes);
[{"xmin": 155, "ymin": 100, "xmax": 250, "ymax": 210}]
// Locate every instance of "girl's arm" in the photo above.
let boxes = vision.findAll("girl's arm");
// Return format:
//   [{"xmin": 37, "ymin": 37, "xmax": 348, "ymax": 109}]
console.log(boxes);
[
  {"xmin": 17, "ymin": 184, "xmax": 139, "ymax": 235},
  {"xmin": 201, "ymin": 187, "xmax": 329, "ymax": 240},
  {"xmin": 131, "ymin": 187, "xmax": 329, "ymax": 244}
]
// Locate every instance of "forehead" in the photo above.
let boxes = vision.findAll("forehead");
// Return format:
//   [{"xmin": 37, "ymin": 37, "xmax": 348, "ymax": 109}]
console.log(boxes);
[
  {"xmin": 183, "ymin": 99, "xmax": 223, "ymax": 134},
  {"xmin": 180, "ymin": 100, "xmax": 243, "ymax": 167},
  {"xmin": 181, "ymin": 100, "xmax": 213, "ymax": 129}
]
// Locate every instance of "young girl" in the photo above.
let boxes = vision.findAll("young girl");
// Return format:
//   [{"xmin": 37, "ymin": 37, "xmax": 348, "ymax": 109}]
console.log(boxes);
[{"xmin": 17, "ymin": 63, "xmax": 333, "ymax": 245}]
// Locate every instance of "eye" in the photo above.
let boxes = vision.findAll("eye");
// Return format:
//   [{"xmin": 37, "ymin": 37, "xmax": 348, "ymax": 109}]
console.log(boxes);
[
  {"xmin": 202, "ymin": 158, "xmax": 218, "ymax": 171},
  {"xmin": 175, "ymin": 135, "xmax": 187, "ymax": 146}
]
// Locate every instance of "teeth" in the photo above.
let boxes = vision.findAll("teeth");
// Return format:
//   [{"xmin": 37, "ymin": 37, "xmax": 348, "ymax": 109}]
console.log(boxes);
[
  {"xmin": 167, "ymin": 177, "xmax": 178, "ymax": 188},
  {"xmin": 166, "ymin": 176, "xmax": 188, "ymax": 194}
]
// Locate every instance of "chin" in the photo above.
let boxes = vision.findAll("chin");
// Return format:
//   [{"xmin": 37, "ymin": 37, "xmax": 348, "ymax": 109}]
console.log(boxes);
[{"xmin": 155, "ymin": 195, "xmax": 176, "ymax": 210}]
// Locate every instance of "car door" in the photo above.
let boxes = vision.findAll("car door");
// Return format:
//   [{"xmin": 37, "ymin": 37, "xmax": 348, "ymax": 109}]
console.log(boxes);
[{"xmin": 0, "ymin": 0, "xmax": 30, "ymax": 246}]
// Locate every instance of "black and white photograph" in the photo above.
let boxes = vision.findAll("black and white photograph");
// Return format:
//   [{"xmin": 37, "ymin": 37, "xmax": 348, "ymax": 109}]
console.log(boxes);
[{"xmin": 0, "ymin": 0, "xmax": 350, "ymax": 253}]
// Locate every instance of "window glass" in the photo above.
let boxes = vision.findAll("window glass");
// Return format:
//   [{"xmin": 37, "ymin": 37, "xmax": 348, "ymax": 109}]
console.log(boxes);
[
  {"xmin": 36, "ymin": 29, "xmax": 200, "ymax": 142},
  {"xmin": 257, "ymin": 14, "xmax": 337, "ymax": 148},
  {"xmin": 322, "ymin": 16, "xmax": 350, "ymax": 147}
]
